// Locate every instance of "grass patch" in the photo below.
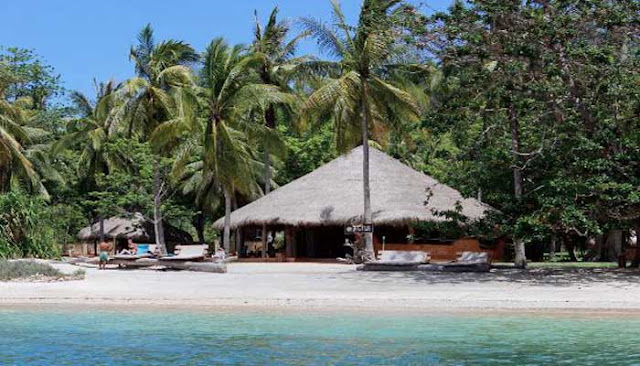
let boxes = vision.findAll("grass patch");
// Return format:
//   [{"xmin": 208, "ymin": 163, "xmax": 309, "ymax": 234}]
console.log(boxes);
[
  {"xmin": 528, "ymin": 261, "xmax": 618, "ymax": 269},
  {"xmin": 0, "ymin": 260, "xmax": 85, "ymax": 281},
  {"xmin": 493, "ymin": 261, "xmax": 619, "ymax": 269}
]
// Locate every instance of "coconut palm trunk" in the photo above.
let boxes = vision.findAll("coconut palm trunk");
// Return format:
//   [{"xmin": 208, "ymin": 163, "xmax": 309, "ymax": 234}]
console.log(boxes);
[
  {"xmin": 193, "ymin": 211, "xmax": 206, "ymax": 244},
  {"xmin": 98, "ymin": 216, "xmax": 105, "ymax": 243},
  {"xmin": 261, "ymin": 146, "xmax": 271, "ymax": 258},
  {"xmin": 361, "ymin": 81, "xmax": 374, "ymax": 259},
  {"xmin": 223, "ymin": 187, "xmax": 232, "ymax": 251},
  {"xmin": 153, "ymin": 159, "xmax": 167, "ymax": 255}
]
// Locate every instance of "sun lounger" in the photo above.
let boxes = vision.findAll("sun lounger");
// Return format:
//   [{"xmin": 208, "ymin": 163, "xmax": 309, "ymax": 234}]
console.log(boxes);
[
  {"xmin": 113, "ymin": 244, "xmax": 157, "ymax": 260},
  {"xmin": 160, "ymin": 244, "xmax": 208, "ymax": 261},
  {"xmin": 455, "ymin": 251, "xmax": 490, "ymax": 264},
  {"xmin": 376, "ymin": 250, "xmax": 430, "ymax": 264},
  {"xmin": 359, "ymin": 250, "xmax": 430, "ymax": 271}
]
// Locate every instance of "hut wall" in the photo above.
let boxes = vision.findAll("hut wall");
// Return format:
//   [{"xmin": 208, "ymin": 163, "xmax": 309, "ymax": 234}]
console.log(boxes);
[
  {"xmin": 64, "ymin": 243, "xmax": 91, "ymax": 257},
  {"xmin": 288, "ymin": 226, "xmax": 348, "ymax": 259},
  {"xmin": 374, "ymin": 237, "xmax": 504, "ymax": 261}
]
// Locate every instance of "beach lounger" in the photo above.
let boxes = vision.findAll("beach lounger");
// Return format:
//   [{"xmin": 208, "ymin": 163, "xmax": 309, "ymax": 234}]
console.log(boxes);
[
  {"xmin": 113, "ymin": 244, "xmax": 156, "ymax": 260},
  {"xmin": 359, "ymin": 250, "xmax": 430, "ymax": 271},
  {"xmin": 376, "ymin": 250, "xmax": 430, "ymax": 264},
  {"xmin": 160, "ymin": 244, "xmax": 208, "ymax": 261}
]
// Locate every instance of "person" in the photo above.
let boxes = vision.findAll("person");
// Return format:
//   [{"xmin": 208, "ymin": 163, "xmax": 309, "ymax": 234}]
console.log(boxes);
[
  {"xmin": 98, "ymin": 241, "xmax": 110, "ymax": 270},
  {"xmin": 267, "ymin": 232, "xmax": 275, "ymax": 257},
  {"xmin": 119, "ymin": 239, "xmax": 138, "ymax": 255},
  {"xmin": 151, "ymin": 245, "xmax": 162, "ymax": 257},
  {"xmin": 213, "ymin": 247, "xmax": 226, "ymax": 262}
]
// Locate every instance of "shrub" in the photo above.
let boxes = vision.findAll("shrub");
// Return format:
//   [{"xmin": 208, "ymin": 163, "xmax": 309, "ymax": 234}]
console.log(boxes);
[
  {"xmin": 0, "ymin": 192, "xmax": 60, "ymax": 259},
  {"xmin": 0, "ymin": 260, "xmax": 84, "ymax": 281}
]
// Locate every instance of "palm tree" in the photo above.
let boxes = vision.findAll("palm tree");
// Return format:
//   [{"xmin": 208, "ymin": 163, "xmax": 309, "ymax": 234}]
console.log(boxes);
[
  {"xmin": 119, "ymin": 24, "xmax": 198, "ymax": 254},
  {"xmin": 195, "ymin": 38, "xmax": 293, "ymax": 251},
  {"xmin": 301, "ymin": 0, "xmax": 422, "ymax": 260},
  {"xmin": 53, "ymin": 80, "xmax": 130, "ymax": 241},
  {"xmin": 250, "ymin": 7, "xmax": 307, "ymax": 256},
  {"xmin": 0, "ymin": 85, "xmax": 48, "ymax": 197}
]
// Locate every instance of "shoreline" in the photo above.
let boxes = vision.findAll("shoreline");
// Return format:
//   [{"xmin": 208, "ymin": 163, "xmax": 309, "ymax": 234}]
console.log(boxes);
[
  {"xmin": 3, "ymin": 262, "xmax": 640, "ymax": 317},
  {"xmin": 4, "ymin": 299, "xmax": 640, "ymax": 318},
  {"xmin": 6, "ymin": 300, "xmax": 640, "ymax": 319}
]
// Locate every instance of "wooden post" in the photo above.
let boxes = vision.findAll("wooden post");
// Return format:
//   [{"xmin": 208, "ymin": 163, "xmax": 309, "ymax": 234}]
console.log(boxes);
[
  {"xmin": 236, "ymin": 227, "xmax": 244, "ymax": 257},
  {"xmin": 285, "ymin": 227, "xmax": 294, "ymax": 259},
  {"xmin": 261, "ymin": 226, "xmax": 268, "ymax": 259}
]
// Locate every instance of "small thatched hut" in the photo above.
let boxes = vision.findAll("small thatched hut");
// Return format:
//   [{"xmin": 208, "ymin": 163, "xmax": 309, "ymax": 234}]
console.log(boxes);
[
  {"xmin": 214, "ymin": 146, "xmax": 502, "ymax": 261},
  {"xmin": 71, "ymin": 212, "xmax": 193, "ymax": 257}
]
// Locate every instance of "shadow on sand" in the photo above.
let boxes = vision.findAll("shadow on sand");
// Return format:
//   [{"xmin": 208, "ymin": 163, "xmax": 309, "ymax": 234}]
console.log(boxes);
[{"xmin": 339, "ymin": 267, "xmax": 640, "ymax": 287}]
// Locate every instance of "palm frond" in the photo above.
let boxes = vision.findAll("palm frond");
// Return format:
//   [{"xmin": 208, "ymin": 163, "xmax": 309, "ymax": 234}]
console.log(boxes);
[
  {"xmin": 69, "ymin": 91, "xmax": 94, "ymax": 117},
  {"xmin": 299, "ymin": 17, "xmax": 345, "ymax": 58}
]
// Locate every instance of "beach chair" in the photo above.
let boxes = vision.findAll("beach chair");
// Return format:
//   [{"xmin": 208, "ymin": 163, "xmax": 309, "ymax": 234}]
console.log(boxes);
[
  {"xmin": 113, "ymin": 244, "xmax": 156, "ymax": 260},
  {"xmin": 455, "ymin": 251, "xmax": 490, "ymax": 265},
  {"xmin": 161, "ymin": 244, "xmax": 208, "ymax": 261},
  {"xmin": 359, "ymin": 250, "xmax": 430, "ymax": 271},
  {"xmin": 376, "ymin": 250, "xmax": 430, "ymax": 264}
]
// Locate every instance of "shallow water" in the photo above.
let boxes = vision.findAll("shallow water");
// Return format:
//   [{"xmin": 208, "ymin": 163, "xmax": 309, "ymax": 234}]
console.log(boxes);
[{"xmin": 1, "ymin": 309, "xmax": 638, "ymax": 365}]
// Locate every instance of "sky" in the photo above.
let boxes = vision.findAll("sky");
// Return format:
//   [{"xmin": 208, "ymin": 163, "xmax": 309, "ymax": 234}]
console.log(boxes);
[{"xmin": 0, "ymin": 0, "xmax": 452, "ymax": 99}]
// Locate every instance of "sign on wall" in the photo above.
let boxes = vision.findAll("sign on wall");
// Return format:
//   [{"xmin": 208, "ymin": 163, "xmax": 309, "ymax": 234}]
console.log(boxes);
[{"xmin": 344, "ymin": 224, "xmax": 374, "ymax": 235}]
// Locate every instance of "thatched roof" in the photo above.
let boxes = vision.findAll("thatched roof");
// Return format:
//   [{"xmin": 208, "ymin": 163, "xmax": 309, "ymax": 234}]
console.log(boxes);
[
  {"xmin": 77, "ymin": 212, "xmax": 193, "ymax": 243},
  {"xmin": 213, "ymin": 146, "xmax": 492, "ymax": 229}
]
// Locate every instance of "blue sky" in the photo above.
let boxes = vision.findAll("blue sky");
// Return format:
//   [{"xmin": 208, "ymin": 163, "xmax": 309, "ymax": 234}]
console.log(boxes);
[{"xmin": 0, "ymin": 0, "xmax": 452, "ymax": 98}]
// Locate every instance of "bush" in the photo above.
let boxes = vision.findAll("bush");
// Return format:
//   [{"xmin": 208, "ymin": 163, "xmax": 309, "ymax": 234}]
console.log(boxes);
[
  {"xmin": 0, "ymin": 192, "xmax": 60, "ymax": 259},
  {"xmin": 0, "ymin": 260, "xmax": 84, "ymax": 281}
]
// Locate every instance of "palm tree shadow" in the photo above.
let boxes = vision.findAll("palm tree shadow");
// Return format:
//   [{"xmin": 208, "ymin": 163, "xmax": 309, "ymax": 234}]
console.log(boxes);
[{"xmin": 341, "ymin": 268, "xmax": 640, "ymax": 287}]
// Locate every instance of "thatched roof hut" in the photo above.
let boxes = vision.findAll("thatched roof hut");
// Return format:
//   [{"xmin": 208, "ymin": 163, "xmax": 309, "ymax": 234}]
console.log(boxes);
[
  {"xmin": 213, "ymin": 146, "xmax": 491, "ymax": 230},
  {"xmin": 77, "ymin": 212, "xmax": 193, "ymax": 243}
]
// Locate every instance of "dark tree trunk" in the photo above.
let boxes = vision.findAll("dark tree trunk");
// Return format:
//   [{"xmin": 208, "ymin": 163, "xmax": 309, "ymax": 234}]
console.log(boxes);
[
  {"xmin": 603, "ymin": 230, "xmax": 623, "ymax": 262},
  {"xmin": 631, "ymin": 223, "xmax": 640, "ymax": 268},
  {"xmin": 510, "ymin": 104, "xmax": 527, "ymax": 268},
  {"xmin": 99, "ymin": 217, "xmax": 105, "ymax": 243},
  {"xmin": 222, "ymin": 187, "xmax": 232, "ymax": 252},
  {"xmin": 567, "ymin": 244, "xmax": 577, "ymax": 262},
  {"xmin": 153, "ymin": 159, "xmax": 167, "ymax": 255},
  {"xmin": 232, "ymin": 196, "xmax": 240, "ymax": 254},
  {"xmin": 584, "ymin": 236, "xmax": 599, "ymax": 261},
  {"xmin": 193, "ymin": 211, "xmax": 206, "ymax": 244},
  {"xmin": 549, "ymin": 235, "xmax": 556, "ymax": 260}
]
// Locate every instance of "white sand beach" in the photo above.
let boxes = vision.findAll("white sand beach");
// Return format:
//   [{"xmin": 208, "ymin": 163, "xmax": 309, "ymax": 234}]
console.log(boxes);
[{"xmin": 2, "ymin": 262, "xmax": 640, "ymax": 314}]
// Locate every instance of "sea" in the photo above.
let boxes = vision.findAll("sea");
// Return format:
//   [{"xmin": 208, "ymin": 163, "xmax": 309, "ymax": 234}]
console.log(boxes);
[{"xmin": 1, "ymin": 308, "xmax": 639, "ymax": 365}]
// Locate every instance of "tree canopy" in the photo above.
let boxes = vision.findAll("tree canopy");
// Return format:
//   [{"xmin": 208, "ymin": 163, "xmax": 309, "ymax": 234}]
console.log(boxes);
[{"xmin": 1, "ymin": 0, "xmax": 639, "ymax": 265}]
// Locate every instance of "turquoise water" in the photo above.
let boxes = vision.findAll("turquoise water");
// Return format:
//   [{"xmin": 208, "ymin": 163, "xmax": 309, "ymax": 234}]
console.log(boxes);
[{"xmin": 1, "ymin": 309, "xmax": 639, "ymax": 365}]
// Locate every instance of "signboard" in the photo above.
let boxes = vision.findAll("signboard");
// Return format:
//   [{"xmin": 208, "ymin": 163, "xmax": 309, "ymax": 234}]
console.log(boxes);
[{"xmin": 344, "ymin": 224, "xmax": 374, "ymax": 235}]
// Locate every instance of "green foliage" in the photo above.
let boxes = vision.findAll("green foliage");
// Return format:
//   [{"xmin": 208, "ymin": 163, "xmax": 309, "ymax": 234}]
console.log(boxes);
[
  {"xmin": 273, "ymin": 231, "xmax": 285, "ymax": 251},
  {"xmin": 406, "ymin": 0, "xmax": 640, "ymax": 253},
  {"xmin": 0, "ymin": 192, "xmax": 59, "ymax": 258},
  {"xmin": 277, "ymin": 123, "xmax": 337, "ymax": 184},
  {"xmin": 3, "ymin": 1, "xmax": 640, "ymax": 264},
  {"xmin": 0, "ymin": 46, "xmax": 66, "ymax": 199},
  {"xmin": 0, "ymin": 47, "xmax": 62, "ymax": 109}
]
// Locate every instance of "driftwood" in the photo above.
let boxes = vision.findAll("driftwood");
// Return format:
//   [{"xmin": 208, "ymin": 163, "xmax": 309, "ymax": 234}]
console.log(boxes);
[{"xmin": 71, "ymin": 257, "xmax": 226, "ymax": 273}]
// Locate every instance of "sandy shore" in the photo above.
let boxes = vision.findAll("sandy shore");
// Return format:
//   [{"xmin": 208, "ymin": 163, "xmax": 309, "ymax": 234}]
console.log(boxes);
[{"xmin": 2, "ymin": 262, "xmax": 640, "ymax": 314}]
